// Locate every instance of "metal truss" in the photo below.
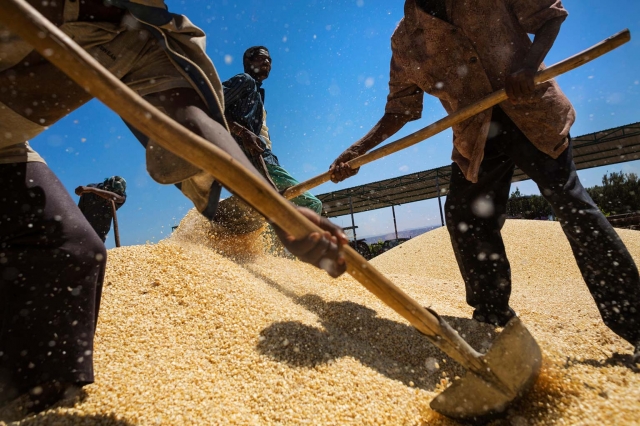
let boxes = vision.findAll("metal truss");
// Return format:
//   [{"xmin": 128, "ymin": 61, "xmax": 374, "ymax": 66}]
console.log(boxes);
[{"xmin": 318, "ymin": 122, "xmax": 640, "ymax": 218}]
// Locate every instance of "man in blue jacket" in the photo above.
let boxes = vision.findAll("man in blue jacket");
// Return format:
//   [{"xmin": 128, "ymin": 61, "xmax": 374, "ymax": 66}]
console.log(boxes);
[{"xmin": 223, "ymin": 46, "xmax": 323, "ymax": 215}]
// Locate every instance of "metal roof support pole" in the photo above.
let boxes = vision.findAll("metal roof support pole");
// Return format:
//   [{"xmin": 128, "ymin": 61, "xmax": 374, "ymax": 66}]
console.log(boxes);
[
  {"xmin": 392, "ymin": 205, "xmax": 399, "ymax": 240},
  {"xmin": 349, "ymin": 195, "xmax": 357, "ymax": 241},
  {"xmin": 436, "ymin": 171, "xmax": 445, "ymax": 227}
]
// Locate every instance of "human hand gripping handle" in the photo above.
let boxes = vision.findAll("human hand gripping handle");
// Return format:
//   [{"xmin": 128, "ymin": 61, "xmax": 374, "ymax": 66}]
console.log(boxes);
[
  {"xmin": 273, "ymin": 207, "xmax": 348, "ymax": 278},
  {"xmin": 231, "ymin": 122, "xmax": 264, "ymax": 157},
  {"xmin": 282, "ymin": 29, "xmax": 631, "ymax": 200},
  {"xmin": 505, "ymin": 15, "xmax": 566, "ymax": 104},
  {"xmin": 505, "ymin": 67, "xmax": 537, "ymax": 102},
  {"xmin": 3, "ymin": 5, "xmax": 629, "ymax": 413},
  {"xmin": 0, "ymin": 0, "xmax": 342, "ymax": 278},
  {"xmin": 329, "ymin": 147, "xmax": 364, "ymax": 183}
]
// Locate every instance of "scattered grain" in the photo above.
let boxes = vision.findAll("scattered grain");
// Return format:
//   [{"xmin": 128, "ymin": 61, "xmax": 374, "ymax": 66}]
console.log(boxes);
[{"xmin": 1, "ymin": 216, "xmax": 638, "ymax": 425}]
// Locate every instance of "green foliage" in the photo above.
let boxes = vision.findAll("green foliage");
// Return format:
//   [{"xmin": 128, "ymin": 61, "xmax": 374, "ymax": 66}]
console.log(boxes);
[
  {"xmin": 369, "ymin": 241, "xmax": 385, "ymax": 257},
  {"xmin": 506, "ymin": 171, "xmax": 640, "ymax": 220},
  {"xmin": 586, "ymin": 171, "xmax": 640, "ymax": 215},
  {"xmin": 506, "ymin": 188, "xmax": 553, "ymax": 219}
]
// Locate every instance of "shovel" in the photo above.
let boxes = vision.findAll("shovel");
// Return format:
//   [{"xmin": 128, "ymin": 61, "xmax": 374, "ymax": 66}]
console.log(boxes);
[
  {"xmin": 282, "ymin": 29, "xmax": 631, "ymax": 200},
  {"xmin": 109, "ymin": 199, "xmax": 121, "ymax": 248},
  {"xmin": 0, "ymin": 0, "xmax": 543, "ymax": 419}
]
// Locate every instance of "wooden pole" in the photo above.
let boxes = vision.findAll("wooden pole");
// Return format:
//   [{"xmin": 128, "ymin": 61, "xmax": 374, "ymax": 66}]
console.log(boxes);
[
  {"xmin": 436, "ymin": 171, "xmax": 445, "ymax": 227},
  {"xmin": 0, "ymin": 0, "xmax": 483, "ymax": 367},
  {"xmin": 110, "ymin": 200, "xmax": 121, "ymax": 248},
  {"xmin": 3, "ymin": 0, "xmax": 625, "ymax": 376},
  {"xmin": 392, "ymin": 205, "xmax": 398, "ymax": 240},
  {"xmin": 348, "ymin": 196, "xmax": 356, "ymax": 241},
  {"xmin": 282, "ymin": 29, "xmax": 632, "ymax": 200}
]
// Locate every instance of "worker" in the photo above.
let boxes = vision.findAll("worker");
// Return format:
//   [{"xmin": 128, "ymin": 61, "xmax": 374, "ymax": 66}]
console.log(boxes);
[
  {"xmin": 329, "ymin": 0, "xmax": 640, "ymax": 365},
  {"xmin": 76, "ymin": 176, "xmax": 127, "ymax": 243},
  {"xmin": 223, "ymin": 46, "xmax": 323, "ymax": 215},
  {"xmin": 0, "ymin": 0, "xmax": 346, "ymax": 412}
]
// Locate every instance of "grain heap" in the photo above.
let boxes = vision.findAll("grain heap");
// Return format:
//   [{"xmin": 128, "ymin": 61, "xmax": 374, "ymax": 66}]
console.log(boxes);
[{"xmin": 1, "ymin": 211, "xmax": 639, "ymax": 425}]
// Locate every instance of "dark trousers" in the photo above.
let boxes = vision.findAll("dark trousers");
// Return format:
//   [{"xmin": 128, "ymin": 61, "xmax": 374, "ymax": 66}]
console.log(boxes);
[
  {"xmin": 0, "ymin": 162, "xmax": 106, "ymax": 402},
  {"xmin": 445, "ymin": 107, "xmax": 640, "ymax": 346}
]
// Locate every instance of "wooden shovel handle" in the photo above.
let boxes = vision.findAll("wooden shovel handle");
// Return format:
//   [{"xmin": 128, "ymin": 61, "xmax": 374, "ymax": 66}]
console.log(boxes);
[
  {"xmin": 110, "ymin": 200, "xmax": 121, "ymax": 248},
  {"xmin": 283, "ymin": 29, "xmax": 631, "ymax": 200},
  {"xmin": 0, "ymin": 0, "xmax": 487, "ymax": 371}
]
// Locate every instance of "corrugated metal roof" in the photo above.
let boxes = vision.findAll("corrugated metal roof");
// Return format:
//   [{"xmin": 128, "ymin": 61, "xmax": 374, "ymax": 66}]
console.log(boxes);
[{"xmin": 318, "ymin": 122, "xmax": 640, "ymax": 218}]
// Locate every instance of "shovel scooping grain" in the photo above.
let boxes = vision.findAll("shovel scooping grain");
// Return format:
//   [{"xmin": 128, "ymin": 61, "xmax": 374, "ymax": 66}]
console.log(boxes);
[{"xmin": 1, "ymin": 214, "xmax": 639, "ymax": 425}]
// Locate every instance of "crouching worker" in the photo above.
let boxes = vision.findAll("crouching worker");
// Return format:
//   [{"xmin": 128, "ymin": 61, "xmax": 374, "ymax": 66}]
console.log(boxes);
[
  {"xmin": 0, "ymin": 0, "xmax": 347, "ymax": 413},
  {"xmin": 76, "ymin": 176, "xmax": 127, "ymax": 243}
]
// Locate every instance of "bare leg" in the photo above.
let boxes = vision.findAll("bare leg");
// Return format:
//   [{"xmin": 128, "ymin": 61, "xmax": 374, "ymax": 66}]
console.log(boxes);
[
  {"xmin": 143, "ymin": 88, "xmax": 346, "ymax": 275},
  {"xmin": 143, "ymin": 88, "xmax": 266, "ymax": 183}
]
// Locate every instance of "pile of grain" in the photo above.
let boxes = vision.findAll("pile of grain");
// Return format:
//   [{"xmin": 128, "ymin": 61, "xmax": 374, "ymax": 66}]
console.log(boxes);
[{"xmin": 1, "ymin": 213, "xmax": 639, "ymax": 425}]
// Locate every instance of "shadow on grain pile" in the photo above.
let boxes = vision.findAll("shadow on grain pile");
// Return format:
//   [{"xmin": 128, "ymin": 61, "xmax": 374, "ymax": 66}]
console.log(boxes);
[
  {"xmin": 0, "ymin": 392, "xmax": 134, "ymax": 426},
  {"xmin": 211, "ymin": 218, "xmax": 593, "ymax": 424},
  {"xmin": 244, "ymin": 265, "xmax": 586, "ymax": 426},
  {"xmin": 15, "ymin": 413, "xmax": 133, "ymax": 426},
  {"xmin": 247, "ymin": 265, "xmax": 498, "ymax": 391},
  {"xmin": 3, "ymin": 213, "xmax": 639, "ymax": 425}
]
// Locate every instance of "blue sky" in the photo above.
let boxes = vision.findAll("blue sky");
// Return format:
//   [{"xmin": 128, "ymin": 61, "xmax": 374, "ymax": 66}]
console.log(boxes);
[{"xmin": 30, "ymin": 0, "xmax": 640, "ymax": 247}]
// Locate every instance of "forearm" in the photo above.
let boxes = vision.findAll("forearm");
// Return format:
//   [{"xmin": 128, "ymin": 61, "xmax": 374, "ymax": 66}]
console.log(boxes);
[
  {"xmin": 225, "ymin": 119, "xmax": 265, "ymax": 158},
  {"xmin": 82, "ymin": 187, "xmax": 124, "ymax": 202},
  {"xmin": 506, "ymin": 16, "xmax": 566, "ymax": 101},
  {"xmin": 109, "ymin": 192, "xmax": 126, "ymax": 203},
  {"xmin": 145, "ymin": 88, "xmax": 270, "ymax": 189},
  {"xmin": 329, "ymin": 112, "xmax": 409, "ymax": 182},
  {"xmin": 184, "ymin": 107, "xmax": 269, "ymax": 184},
  {"xmin": 227, "ymin": 119, "xmax": 246, "ymax": 138},
  {"xmin": 521, "ymin": 16, "xmax": 566, "ymax": 70},
  {"xmin": 351, "ymin": 113, "xmax": 409, "ymax": 154}
]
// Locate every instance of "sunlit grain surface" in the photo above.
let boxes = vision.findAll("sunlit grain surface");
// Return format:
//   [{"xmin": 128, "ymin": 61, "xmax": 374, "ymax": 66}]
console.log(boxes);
[{"xmin": 2, "ymin": 212, "xmax": 639, "ymax": 425}]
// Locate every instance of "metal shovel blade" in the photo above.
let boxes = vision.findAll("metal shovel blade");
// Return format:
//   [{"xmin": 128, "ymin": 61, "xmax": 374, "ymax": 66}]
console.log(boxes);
[{"xmin": 429, "ymin": 317, "xmax": 542, "ymax": 421}]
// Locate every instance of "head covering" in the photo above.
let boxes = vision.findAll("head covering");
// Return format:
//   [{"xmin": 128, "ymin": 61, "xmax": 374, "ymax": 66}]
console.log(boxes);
[{"xmin": 104, "ymin": 176, "xmax": 127, "ymax": 195}]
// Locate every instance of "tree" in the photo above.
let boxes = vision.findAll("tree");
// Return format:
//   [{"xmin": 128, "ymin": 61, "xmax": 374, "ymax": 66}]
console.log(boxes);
[
  {"xmin": 586, "ymin": 171, "xmax": 640, "ymax": 215},
  {"xmin": 507, "ymin": 187, "xmax": 553, "ymax": 219}
]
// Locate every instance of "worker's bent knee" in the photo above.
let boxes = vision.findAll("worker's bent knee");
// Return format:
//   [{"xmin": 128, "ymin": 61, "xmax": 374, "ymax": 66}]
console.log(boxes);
[
  {"xmin": 85, "ymin": 233, "xmax": 108, "ymax": 268},
  {"xmin": 181, "ymin": 105, "xmax": 227, "ymax": 135},
  {"xmin": 64, "ymin": 225, "xmax": 108, "ymax": 279}
]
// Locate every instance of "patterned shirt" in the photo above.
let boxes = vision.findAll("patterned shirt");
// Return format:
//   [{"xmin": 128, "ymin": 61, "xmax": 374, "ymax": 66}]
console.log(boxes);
[
  {"xmin": 223, "ymin": 73, "xmax": 279, "ymax": 166},
  {"xmin": 386, "ymin": 0, "xmax": 575, "ymax": 182}
]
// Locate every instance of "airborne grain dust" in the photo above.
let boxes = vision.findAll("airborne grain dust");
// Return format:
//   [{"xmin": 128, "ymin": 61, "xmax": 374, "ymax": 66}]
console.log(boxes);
[{"xmin": 1, "ymin": 212, "xmax": 639, "ymax": 425}]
